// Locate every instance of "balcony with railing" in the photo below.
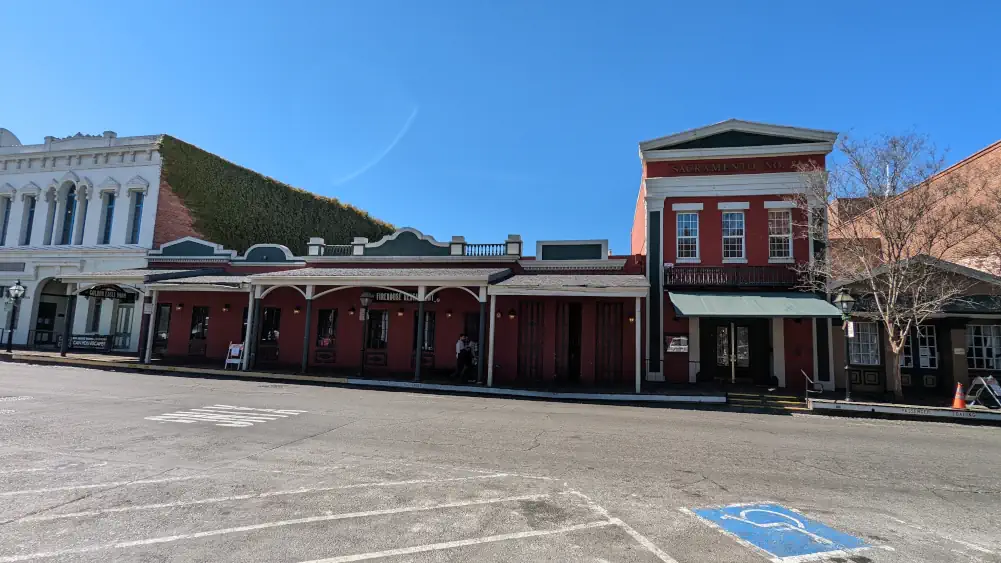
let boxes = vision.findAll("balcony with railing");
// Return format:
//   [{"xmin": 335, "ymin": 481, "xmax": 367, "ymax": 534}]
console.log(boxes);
[
  {"xmin": 664, "ymin": 265, "xmax": 800, "ymax": 288},
  {"xmin": 307, "ymin": 230, "xmax": 523, "ymax": 259}
]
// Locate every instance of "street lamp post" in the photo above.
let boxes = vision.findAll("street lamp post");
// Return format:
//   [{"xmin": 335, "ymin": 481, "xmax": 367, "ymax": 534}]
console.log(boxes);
[
  {"xmin": 4, "ymin": 280, "xmax": 26, "ymax": 353},
  {"xmin": 359, "ymin": 290, "xmax": 374, "ymax": 378},
  {"xmin": 833, "ymin": 288, "xmax": 857, "ymax": 402}
]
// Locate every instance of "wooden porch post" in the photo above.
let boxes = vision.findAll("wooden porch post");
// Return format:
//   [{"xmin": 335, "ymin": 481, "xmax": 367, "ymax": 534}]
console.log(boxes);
[
  {"xmin": 248, "ymin": 287, "xmax": 264, "ymax": 371},
  {"xmin": 300, "ymin": 285, "xmax": 314, "ymax": 374},
  {"xmin": 414, "ymin": 286, "xmax": 426, "ymax": 382},
  {"xmin": 635, "ymin": 296, "xmax": 642, "ymax": 394},
  {"xmin": 240, "ymin": 287, "xmax": 255, "ymax": 370},
  {"xmin": 143, "ymin": 289, "xmax": 159, "ymax": 364},
  {"xmin": 477, "ymin": 286, "xmax": 487, "ymax": 384},
  {"xmin": 487, "ymin": 293, "xmax": 497, "ymax": 387}
]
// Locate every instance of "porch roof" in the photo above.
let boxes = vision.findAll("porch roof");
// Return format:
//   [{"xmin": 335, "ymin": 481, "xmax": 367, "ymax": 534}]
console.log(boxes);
[
  {"xmin": 489, "ymin": 274, "xmax": 649, "ymax": 297},
  {"xmin": 147, "ymin": 274, "xmax": 251, "ymax": 292},
  {"xmin": 248, "ymin": 267, "xmax": 511, "ymax": 285},
  {"xmin": 669, "ymin": 291, "xmax": 842, "ymax": 318},
  {"xmin": 57, "ymin": 268, "xmax": 220, "ymax": 284}
]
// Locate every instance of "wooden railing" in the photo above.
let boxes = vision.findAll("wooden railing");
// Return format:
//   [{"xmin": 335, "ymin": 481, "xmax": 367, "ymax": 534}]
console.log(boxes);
[
  {"xmin": 465, "ymin": 243, "xmax": 506, "ymax": 257},
  {"xmin": 664, "ymin": 265, "xmax": 800, "ymax": 287}
]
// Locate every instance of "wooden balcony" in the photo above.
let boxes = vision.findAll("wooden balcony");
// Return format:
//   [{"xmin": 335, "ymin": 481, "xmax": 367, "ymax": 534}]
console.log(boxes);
[{"xmin": 664, "ymin": 265, "xmax": 800, "ymax": 288}]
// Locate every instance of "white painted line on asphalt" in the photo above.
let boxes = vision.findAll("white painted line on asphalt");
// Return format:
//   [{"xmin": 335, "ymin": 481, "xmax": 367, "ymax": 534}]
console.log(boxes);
[
  {"xmin": 0, "ymin": 492, "xmax": 560, "ymax": 562},
  {"xmin": 0, "ymin": 475, "xmax": 205, "ymax": 497},
  {"xmin": 568, "ymin": 491, "xmax": 678, "ymax": 563},
  {"xmin": 297, "ymin": 520, "xmax": 616, "ymax": 563},
  {"xmin": 0, "ymin": 462, "xmax": 106, "ymax": 475},
  {"xmin": 888, "ymin": 516, "xmax": 993, "ymax": 554},
  {"xmin": 0, "ymin": 396, "xmax": 32, "ymax": 402},
  {"xmin": 145, "ymin": 405, "xmax": 307, "ymax": 427},
  {"xmin": 20, "ymin": 473, "xmax": 516, "ymax": 522},
  {"xmin": 679, "ymin": 508, "xmax": 772, "ymax": 561}
]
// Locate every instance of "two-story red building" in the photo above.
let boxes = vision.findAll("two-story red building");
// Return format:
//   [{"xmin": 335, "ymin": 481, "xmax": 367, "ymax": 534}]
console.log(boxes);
[{"xmin": 631, "ymin": 120, "xmax": 843, "ymax": 392}]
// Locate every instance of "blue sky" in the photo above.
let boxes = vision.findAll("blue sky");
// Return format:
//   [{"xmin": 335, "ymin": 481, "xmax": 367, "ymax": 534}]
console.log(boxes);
[{"xmin": 2, "ymin": 1, "xmax": 998, "ymax": 254}]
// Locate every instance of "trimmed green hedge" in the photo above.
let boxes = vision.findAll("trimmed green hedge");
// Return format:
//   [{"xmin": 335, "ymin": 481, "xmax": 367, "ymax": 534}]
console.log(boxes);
[{"xmin": 158, "ymin": 135, "xmax": 394, "ymax": 253}]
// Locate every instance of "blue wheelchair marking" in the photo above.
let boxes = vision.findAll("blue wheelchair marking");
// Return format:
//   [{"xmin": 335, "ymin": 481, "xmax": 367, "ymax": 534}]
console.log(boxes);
[{"xmin": 692, "ymin": 503, "xmax": 869, "ymax": 560}]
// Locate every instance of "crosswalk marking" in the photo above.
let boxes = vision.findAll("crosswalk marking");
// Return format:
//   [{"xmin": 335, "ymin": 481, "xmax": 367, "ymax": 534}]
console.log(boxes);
[{"xmin": 145, "ymin": 405, "xmax": 307, "ymax": 427}]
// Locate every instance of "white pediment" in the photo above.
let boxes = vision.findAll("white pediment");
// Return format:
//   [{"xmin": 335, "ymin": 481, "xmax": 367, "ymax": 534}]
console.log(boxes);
[
  {"xmin": 98, "ymin": 176, "xmax": 121, "ymax": 195},
  {"xmin": 0, "ymin": 182, "xmax": 14, "ymax": 197},
  {"xmin": 125, "ymin": 174, "xmax": 149, "ymax": 191},
  {"xmin": 639, "ymin": 119, "xmax": 839, "ymax": 152},
  {"xmin": 59, "ymin": 170, "xmax": 80, "ymax": 185}
]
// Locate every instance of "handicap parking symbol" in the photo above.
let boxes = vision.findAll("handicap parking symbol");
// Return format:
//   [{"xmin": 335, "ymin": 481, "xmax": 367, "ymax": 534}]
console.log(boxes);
[{"xmin": 690, "ymin": 503, "xmax": 870, "ymax": 561}]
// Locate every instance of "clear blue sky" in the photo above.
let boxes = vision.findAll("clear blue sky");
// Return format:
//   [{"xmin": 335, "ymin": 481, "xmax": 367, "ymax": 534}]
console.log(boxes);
[{"xmin": 2, "ymin": 1, "xmax": 998, "ymax": 254}]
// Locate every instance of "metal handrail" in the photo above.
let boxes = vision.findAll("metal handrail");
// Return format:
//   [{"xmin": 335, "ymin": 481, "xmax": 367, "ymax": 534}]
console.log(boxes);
[{"xmin": 800, "ymin": 369, "xmax": 822, "ymax": 402}]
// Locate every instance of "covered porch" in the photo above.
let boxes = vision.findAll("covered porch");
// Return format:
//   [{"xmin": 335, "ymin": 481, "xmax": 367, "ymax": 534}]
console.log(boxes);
[{"xmin": 667, "ymin": 291, "xmax": 842, "ymax": 392}]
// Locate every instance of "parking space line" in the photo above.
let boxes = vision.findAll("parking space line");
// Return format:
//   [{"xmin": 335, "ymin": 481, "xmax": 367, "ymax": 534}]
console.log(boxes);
[
  {"xmin": 567, "ymin": 490, "xmax": 679, "ymax": 563},
  {"xmin": 0, "ymin": 475, "xmax": 206, "ymax": 497},
  {"xmin": 0, "ymin": 492, "xmax": 561, "ymax": 562},
  {"xmin": 0, "ymin": 462, "xmax": 106, "ymax": 475},
  {"xmin": 19, "ymin": 473, "xmax": 516, "ymax": 522},
  {"xmin": 297, "ymin": 520, "xmax": 616, "ymax": 563}
]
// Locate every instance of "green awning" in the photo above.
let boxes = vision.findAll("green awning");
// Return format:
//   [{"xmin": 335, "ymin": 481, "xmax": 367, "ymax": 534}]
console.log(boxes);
[{"xmin": 669, "ymin": 291, "xmax": 842, "ymax": 318}]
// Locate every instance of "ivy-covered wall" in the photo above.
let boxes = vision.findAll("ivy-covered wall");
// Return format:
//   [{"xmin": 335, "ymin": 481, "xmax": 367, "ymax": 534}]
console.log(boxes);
[{"xmin": 157, "ymin": 135, "xmax": 394, "ymax": 253}]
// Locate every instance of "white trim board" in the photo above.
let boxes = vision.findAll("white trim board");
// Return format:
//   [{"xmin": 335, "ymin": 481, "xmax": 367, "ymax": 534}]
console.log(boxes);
[
  {"xmin": 763, "ymin": 200, "xmax": 797, "ymax": 209},
  {"xmin": 642, "ymin": 142, "xmax": 834, "ymax": 162},
  {"xmin": 646, "ymin": 172, "xmax": 807, "ymax": 198},
  {"xmin": 535, "ymin": 239, "xmax": 609, "ymax": 260},
  {"xmin": 717, "ymin": 201, "xmax": 749, "ymax": 210},
  {"xmin": 671, "ymin": 203, "xmax": 703, "ymax": 211}
]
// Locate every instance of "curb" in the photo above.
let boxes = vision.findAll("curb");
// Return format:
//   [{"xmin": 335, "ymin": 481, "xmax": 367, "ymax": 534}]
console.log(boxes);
[
  {"xmin": 3, "ymin": 354, "xmax": 726, "ymax": 407},
  {"xmin": 807, "ymin": 398, "xmax": 1001, "ymax": 426}
]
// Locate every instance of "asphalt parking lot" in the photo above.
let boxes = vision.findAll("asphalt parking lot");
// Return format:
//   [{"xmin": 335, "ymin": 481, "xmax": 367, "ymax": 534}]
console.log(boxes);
[{"xmin": 1, "ymin": 362, "xmax": 1000, "ymax": 562}]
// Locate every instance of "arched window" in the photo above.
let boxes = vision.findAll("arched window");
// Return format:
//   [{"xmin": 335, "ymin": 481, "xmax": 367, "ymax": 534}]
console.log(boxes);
[{"xmin": 59, "ymin": 186, "xmax": 76, "ymax": 245}]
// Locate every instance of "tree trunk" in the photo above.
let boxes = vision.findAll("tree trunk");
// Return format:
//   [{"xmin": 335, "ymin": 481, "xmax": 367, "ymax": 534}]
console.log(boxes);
[{"xmin": 887, "ymin": 350, "xmax": 904, "ymax": 401}]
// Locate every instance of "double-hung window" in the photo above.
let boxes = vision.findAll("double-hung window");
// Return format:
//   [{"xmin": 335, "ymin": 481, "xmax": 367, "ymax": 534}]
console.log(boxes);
[
  {"xmin": 21, "ymin": 196, "xmax": 36, "ymax": 245},
  {"xmin": 0, "ymin": 196, "xmax": 11, "ymax": 246},
  {"xmin": 768, "ymin": 210, "xmax": 793, "ymax": 261},
  {"xmin": 849, "ymin": 321, "xmax": 880, "ymax": 365},
  {"xmin": 676, "ymin": 212, "xmax": 699, "ymax": 261},
  {"xmin": 967, "ymin": 325, "xmax": 1001, "ymax": 370},
  {"xmin": 901, "ymin": 325, "xmax": 938, "ymax": 368},
  {"xmin": 722, "ymin": 212, "xmax": 745, "ymax": 261},
  {"xmin": 100, "ymin": 193, "xmax": 115, "ymax": 245}
]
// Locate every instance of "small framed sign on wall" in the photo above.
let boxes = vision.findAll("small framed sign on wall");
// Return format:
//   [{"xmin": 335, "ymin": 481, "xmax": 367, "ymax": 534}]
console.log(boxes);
[{"xmin": 665, "ymin": 334, "xmax": 689, "ymax": 353}]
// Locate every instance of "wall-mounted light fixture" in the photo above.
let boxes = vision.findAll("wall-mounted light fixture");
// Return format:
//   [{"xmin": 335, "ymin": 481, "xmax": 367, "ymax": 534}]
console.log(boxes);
[
  {"xmin": 293, "ymin": 305, "xmax": 301, "ymax": 315},
  {"xmin": 348, "ymin": 306, "xmax": 356, "ymax": 316},
  {"xmin": 508, "ymin": 309, "xmax": 517, "ymax": 320},
  {"xmin": 627, "ymin": 315, "xmax": 635, "ymax": 324},
  {"xmin": 446, "ymin": 310, "xmax": 452, "ymax": 318},
  {"xmin": 397, "ymin": 308, "xmax": 404, "ymax": 317},
  {"xmin": 175, "ymin": 303, "xmax": 184, "ymax": 311},
  {"xmin": 222, "ymin": 304, "xmax": 231, "ymax": 313},
  {"xmin": 495, "ymin": 311, "xmax": 502, "ymax": 319}
]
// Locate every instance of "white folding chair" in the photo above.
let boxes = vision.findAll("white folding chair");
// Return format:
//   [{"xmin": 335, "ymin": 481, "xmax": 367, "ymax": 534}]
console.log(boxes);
[{"xmin": 224, "ymin": 342, "xmax": 244, "ymax": 370}]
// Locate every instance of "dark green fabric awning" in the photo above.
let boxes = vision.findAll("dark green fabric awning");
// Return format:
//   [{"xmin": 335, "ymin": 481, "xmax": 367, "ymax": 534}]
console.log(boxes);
[{"xmin": 669, "ymin": 291, "xmax": 842, "ymax": 318}]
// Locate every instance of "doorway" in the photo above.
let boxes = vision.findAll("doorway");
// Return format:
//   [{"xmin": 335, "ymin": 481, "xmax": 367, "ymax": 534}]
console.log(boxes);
[
  {"xmin": 595, "ymin": 302, "xmax": 624, "ymax": 385},
  {"xmin": 33, "ymin": 302, "xmax": 58, "ymax": 347},
  {"xmin": 701, "ymin": 318, "xmax": 769, "ymax": 384},
  {"xmin": 517, "ymin": 301, "xmax": 544, "ymax": 383},
  {"xmin": 556, "ymin": 302, "xmax": 583, "ymax": 383}
]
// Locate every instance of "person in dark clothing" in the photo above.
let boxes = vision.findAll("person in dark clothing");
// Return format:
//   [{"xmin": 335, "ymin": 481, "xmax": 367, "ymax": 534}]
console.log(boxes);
[{"xmin": 453, "ymin": 334, "xmax": 473, "ymax": 379}]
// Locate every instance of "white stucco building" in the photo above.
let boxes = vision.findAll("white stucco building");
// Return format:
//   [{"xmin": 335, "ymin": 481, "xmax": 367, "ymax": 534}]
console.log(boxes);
[{"xmin": 0, "ymin": 129, "xmax": 162, "ymax": 352}]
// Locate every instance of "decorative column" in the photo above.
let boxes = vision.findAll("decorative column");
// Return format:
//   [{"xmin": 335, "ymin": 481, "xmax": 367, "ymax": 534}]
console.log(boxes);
[
  {"xmin": 645, "ymin": 196, "xmax": 665, "ymax": 379},
  {"xmin": 143, "ymin": 290, "xmax": 159, "ymax": 364},
  {"xmin": 477, "ymin": 287, "xmax": 487, "ymax": 384},
  {"xmin": 248, "ymin": 286, "xmax": 263, "ymax": 371},
  {"xmin": 300, "ymin": 285, "xmax": 314, "ymax": 374},
  {"xmin": 60, "ymin": 286, "xmax": 77, "ymax": 357},
  {"xmin": 413, "ymin": 286, "xmax": 427, "ymax": 382},
  {"xmin": 487, "ymin": 293, "xmax": 497, "ymax": 387}
]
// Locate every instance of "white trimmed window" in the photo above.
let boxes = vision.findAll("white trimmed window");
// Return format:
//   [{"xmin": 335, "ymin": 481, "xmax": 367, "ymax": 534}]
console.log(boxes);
[
  {"xmin": 676, "ymin": 212, "xmax": 699, "ymax": 261},
  {"xmin": 967, "ymin": 325, "xmax": 1001, "ymax": 370},
  {"xmin": 900, "ymin": 325, "xmax": 938, "ymax": 368},
  {"xmin": 849, "ymin": 321, "xmax": 880, "ymax": 365},
  {"xmin": 722, "ymin": 212, "xmax": 745, "ymax": 261},
  {"xmin": 768, "ymin": 210, "xmax": 792, "ymax": 260},
  {"xmin": 0, "ymin": 196, "xmax": 11, "ymax": 246}
]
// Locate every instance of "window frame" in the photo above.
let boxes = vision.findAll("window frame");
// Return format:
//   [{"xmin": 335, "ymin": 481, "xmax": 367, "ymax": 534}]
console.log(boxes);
[
  {"xmin": 967, "ymin": 324, "xmax": 1001, "ymax": 371},
  {"xmin": 189, "ymin": 306, "xmax": 210, "ymax": 341},
  {"xmin": 849, "ymin": 321, "xmax": 881, "ymax": 366},
  {"xmin": 676, "ymin": 212, "xmax": 700, "ymax": 263},
  {"xmin": 127, "ymin": 191, "xmax": 144, "ymax": 245},
  {"xmin": 21, "ymin": 195, "xmax": 36, "ymax": 245},
  {"xmin": 315, "ymin": 308, "xmax": 338, "ymax": 348},
  {"xmin": 260, "ymin": 307, "xmax": 282, "ymax": 342},
  {"xmin": 89, "ymin": 299, "xmax": 103, "ymax": 333},
  {"xmin": 365, "ymin": 309, "xmax": 389, "ymax": 350},
  {"xmin": 100, "ymin": 193, "xmax": 115, "ymax": 245},
  {"xmin": 0, "ymin": 196, "xmax": 10, "ymax": 246},
  {"xmin": 902, "ymin": 325, "xmax": 938, "ymax": 369},
  {"xmin": 59, "ymin": 186, "xmax": 77, "ymax": 245},
  {"xmin": 721, "ymin": 211, "xmax": 746, "ymax": 262},
  {"xmin": 412, "ymin": 310, "xmax": 436, "ymax": 352},
  {"xmin": 767, "ymin": 209, "xmax": 793, "ymax": 262}
]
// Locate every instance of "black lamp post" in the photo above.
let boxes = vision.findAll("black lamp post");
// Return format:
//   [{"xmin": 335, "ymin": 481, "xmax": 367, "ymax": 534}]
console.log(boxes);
[
  {"xmin": 359, "ymin": 290, "xmax": 374, "ymax": 377},
  {"xmin": 5, "ymin": 280, "xmax": 26, "ymax": 353},
  {"xmin": 833, "ymin": 288, "xmax": 857, "ymax": 402}
]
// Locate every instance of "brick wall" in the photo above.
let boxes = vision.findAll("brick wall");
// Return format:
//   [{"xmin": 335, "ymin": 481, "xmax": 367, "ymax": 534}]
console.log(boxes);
[{"xmin": 153, "ymin": 178, "xmax": 203, "ymax": 249}]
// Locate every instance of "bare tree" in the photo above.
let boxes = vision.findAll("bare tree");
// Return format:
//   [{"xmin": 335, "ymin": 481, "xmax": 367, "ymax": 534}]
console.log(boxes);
[{"xmin": 793, "ymin": 133, "xmax": 1000, "ymax": 400}]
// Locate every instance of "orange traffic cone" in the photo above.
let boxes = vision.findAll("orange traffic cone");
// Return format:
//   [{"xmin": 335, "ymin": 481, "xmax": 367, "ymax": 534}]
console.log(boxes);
[{"xmin": 952, "ymin": 382, "xmax": 966, "ymax": 410}]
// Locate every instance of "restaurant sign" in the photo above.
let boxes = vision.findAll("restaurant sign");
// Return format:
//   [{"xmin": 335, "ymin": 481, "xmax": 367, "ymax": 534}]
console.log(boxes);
[
  {"xmin": 80, "ymin": 285, "xmax": 137, "ymax": 302},
  {"xmin": 373, "ymin": 291, "xmax": 440, "ymax": 303}
]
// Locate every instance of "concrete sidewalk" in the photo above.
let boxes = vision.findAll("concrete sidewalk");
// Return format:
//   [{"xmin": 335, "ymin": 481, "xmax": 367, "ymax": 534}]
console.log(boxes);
[{"xmin": 1, "ymin": 350, "xmax": 726, "ymax": 406}]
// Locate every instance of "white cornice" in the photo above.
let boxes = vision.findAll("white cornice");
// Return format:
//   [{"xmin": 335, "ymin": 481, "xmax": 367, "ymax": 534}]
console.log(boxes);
[
  {"xmin": 646, "ymin": 172, "xmax": 807, "ymax": 198},
  {"xmin": 639, "ymin": 119, "xmax": 839, "ymax": 151},
  {"xmin": 518, "ymin": 259, "xmax": 626, "ymax": 271},
  {"xmin": 366, "ymin": 227, "xmax": 449, "ymax": 249},
  {"xmin": 642, "ymin": 142, "xmax": 834, "ymax": 162},
  {"xmin": 0, "ymin": 145, "xmax": 161, "ymax": 175}
]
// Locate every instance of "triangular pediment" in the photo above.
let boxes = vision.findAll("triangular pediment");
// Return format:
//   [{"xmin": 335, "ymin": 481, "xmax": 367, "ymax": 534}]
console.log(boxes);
[{"xmin": 640, "ymin": 119, "xmax": 838, "ymax": 152}]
